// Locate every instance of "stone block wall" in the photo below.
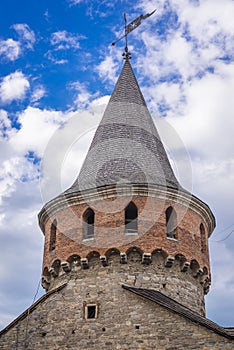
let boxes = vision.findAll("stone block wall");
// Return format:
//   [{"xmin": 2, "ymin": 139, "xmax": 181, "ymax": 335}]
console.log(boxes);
[{"xmin": 0, "ymin": 270, "xmax": 233, "ymax": 350}]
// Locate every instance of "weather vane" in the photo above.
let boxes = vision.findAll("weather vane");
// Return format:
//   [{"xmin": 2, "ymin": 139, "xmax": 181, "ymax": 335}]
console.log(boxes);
[{"xmin": 112, "ymin": 10, "xmax": 156, "ymax": 59}]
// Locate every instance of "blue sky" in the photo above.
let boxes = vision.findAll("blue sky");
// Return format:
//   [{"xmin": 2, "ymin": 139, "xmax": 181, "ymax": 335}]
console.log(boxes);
[{"xmin": 0, "ymin": 0, "xmax": 234, "ymax": 330}]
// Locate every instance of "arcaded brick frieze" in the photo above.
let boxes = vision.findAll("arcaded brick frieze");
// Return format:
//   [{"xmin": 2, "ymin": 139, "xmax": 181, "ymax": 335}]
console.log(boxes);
[
  {"xmin": 43, "ymin": 250, "xmax": 207, "ymax": 315},
  {"xmin": 42, "ymin": 193, "xmax": 212, "ymax": 273}
]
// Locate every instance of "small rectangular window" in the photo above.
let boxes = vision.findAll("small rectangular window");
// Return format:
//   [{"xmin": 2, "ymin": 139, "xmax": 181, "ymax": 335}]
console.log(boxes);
[
  {"xmin": 87, "ymin": 305, "xmax": 96, "ymax": 319},
  {"xmin": 84, "ymin": 304, "xmax": 98, "ymax": 320}
]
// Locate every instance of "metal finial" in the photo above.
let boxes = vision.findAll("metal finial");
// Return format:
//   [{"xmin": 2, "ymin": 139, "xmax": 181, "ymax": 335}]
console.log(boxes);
[
  {"xmin": 123, "ymin": 13, "xmax": 131, "ymax": 60},
  {"xmin": 111, "ymin": 9, "xmax": 156, "ymax": 59}
]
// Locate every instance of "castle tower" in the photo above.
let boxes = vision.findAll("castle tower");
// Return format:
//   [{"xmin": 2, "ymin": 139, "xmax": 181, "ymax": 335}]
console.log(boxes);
[
  {"xmin": 1, "ymin": 56, "xmax": 234, "ymax": 350},
  {"xmin": 39, "ymin": 58, "xmax": 215, "ymax": 320}
]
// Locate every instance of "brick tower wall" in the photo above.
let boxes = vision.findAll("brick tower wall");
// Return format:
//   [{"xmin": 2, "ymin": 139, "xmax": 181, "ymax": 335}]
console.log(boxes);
[{"xmin": 40, "ymin": 190, "xmax": 213, "ymax": 315}]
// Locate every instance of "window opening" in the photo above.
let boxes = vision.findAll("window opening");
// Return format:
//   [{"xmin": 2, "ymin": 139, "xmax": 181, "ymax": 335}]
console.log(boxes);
[
  {"xmin": 49, "ymin": 219, "xmax": 57, "ymax": 251},
  {"xmin": 200, "ymin": 223, "xmax": 206, "ymax": 254},
  {"xmin": 85, "ymin": 304, "xmax": 97, "ymax": 319},
  {"xmin": 166, "ymin": 207, "xmax": 177, "ymax": 239},
  {"xmin": 83, "ymin": 208, "xmax": 94, "ymax": 239},
  {"xmin": 125, "ymin": 202, "xmax": 138, "ymax": 234}
]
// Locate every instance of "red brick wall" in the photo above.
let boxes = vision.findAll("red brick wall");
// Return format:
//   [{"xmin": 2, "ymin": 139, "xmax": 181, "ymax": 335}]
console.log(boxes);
[{"xmin": 42, "ymin": 195, "xmax": 210, "ymax": 272}]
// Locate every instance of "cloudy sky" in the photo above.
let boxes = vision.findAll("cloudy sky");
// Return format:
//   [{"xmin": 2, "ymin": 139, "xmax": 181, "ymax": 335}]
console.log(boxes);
[{"xmin": 0, "ymin": 0, "xmax": 234, "ymax": 330}]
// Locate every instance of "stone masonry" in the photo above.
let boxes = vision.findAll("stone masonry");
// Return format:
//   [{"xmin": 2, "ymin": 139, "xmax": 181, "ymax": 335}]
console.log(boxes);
[{"xmin": 0, "ymin": 257, "xmax": 233, "ymax": 349}]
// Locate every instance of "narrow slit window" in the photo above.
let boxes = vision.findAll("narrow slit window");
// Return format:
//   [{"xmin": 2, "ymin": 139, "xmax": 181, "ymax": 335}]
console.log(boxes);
[
  {"xmin": 83, "ymin": 208, "xmax": 95, "ymax": 239},
  {"xmin": 200, "ymin": 223, "xmax": 206, "ymax": 254},
  {"xmin": 125, "ymin": 202, "xmax": 138, "ymax": 234},
  {"xmin": 166, "ymin": 207, "xmax": 177, "ymax": 239},
  {"xmin": 49, "ymin": 219, "xmax": 57, "ymax": 251}
]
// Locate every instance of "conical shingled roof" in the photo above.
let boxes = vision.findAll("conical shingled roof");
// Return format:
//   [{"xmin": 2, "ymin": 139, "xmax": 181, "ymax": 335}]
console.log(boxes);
[{"xmin": 65, "ymin": 59, "xmax": 180, "ymax": 194}]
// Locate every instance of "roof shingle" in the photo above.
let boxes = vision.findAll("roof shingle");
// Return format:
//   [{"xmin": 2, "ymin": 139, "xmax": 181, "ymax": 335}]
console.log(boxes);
[{"xmin": 65, "ymin": 59, "xmax": 180, "ymax": 193}]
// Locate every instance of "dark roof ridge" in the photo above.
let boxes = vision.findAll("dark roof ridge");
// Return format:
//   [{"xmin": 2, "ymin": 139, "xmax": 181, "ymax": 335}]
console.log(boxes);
[{"xmin": 122, "ymin": 284, "xmax": 234, "ymax": 340}]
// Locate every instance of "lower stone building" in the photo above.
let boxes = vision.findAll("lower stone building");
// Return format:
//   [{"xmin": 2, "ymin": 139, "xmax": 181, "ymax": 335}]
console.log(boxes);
[
  {"xmin": 0, "ymin": 58, "xmax": 233, "ymax": 349},
  {"xmin": 0, "ymin": 256, "xmax": 233, "ymax": 349}
]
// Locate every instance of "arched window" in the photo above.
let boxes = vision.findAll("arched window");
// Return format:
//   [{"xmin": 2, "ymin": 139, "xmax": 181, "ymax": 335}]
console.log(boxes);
[
  {"xmin": 200, "ymin": 223, "xmax": 206, "ymax": 254},
  {"xmin": 49, "ymin": 219, "xmax": 57, "ymax": 251},
  {"xmin": 83, "ymin": 208, "xmax": 95, "ymax": 239},
  {"xmin": 125, "ymin": 202, "xmax": 138, "ymax": 234},
  {"xmin": 166, "ymin": 206, "xmax": 177, "ymax": 239}
]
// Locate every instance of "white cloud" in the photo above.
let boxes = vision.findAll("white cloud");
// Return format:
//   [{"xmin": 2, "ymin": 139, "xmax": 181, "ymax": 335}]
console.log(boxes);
[
  {"xmin": 67, "ymin": 0, "xmax": 84, "ymax": 6},
  {"xmin": 0, "ymin": 71, "xmax": 30, "ymax": 104},
  {"xmin": 68, "ymin": 81, "xmax": 100, "ymax": 109},
  {"xmin": 176, "ymin": 0, "xmax": 234, "ymax": 39},
  {"xmin": 68, "ymin": 0, "xmax": 83, "ymax": 6},
  {"xmin": 167, "ymin": 62, "xmax": 234, "ymax": 159},
  {"xmin": 0, "ymin": 185, "xmax": 44, "ymax": 329},
  {"xmin": 0, "ymin": 110, "xmax": 11, "ymax": 137},
  {"xmin": 45, "ymin": 51, "xmax": 68, "ymax": 65},
  {"xmin": 31, "ymin": 86, "xmax": 46, "ymax": 104},
  {"xmin": 135, "ymin": 0, "xmax": 164, "ymax": 15},
  {"xmin": 44, "ymin": 9, "xmax": 50, "ymax": 22},
  {"xmin": 50, "ymin": 30, "xmax": 83, "ymax": 50},
  {"xmin": 0, "ymin": 39, "xmax": 21, "ymax": 61},
  {"xmin": 12, "ymin": 23, "xmax": 36, "ymax": 49},
  {"xmin": 46, "ymin": 30, "xmax": 84, "ymax": 64},
  {"xmin": 10, "ymin": 107, "xmax": 74, "ymax": 156},
  {"xmin": 0, "ymin": 102, "xmax": 107, "ymax": 208},
  {"xmin": 96, "ymin": 55, "xmax": 120, "ymax": 83},
  {"xmin": 0, "ymin": 24, "xmax": 35, "ymax": 62},
  {"xmin": 3, "ymin": 93, "xmax": 110, "ymax": 206},
  {"xmin": 89, "ymin": 95, "xmax": 110, "ymax": 110},
  {"xmin": 0, "ymin": 156, "xmax": 38, "ymax": 204},
  {"xmin": 165, "ymin": 35, "xmax": 195, "ymax": 79},
  {"xmin": 0, "ymin": 106, "xmax": 77, "ymax": 207}
]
